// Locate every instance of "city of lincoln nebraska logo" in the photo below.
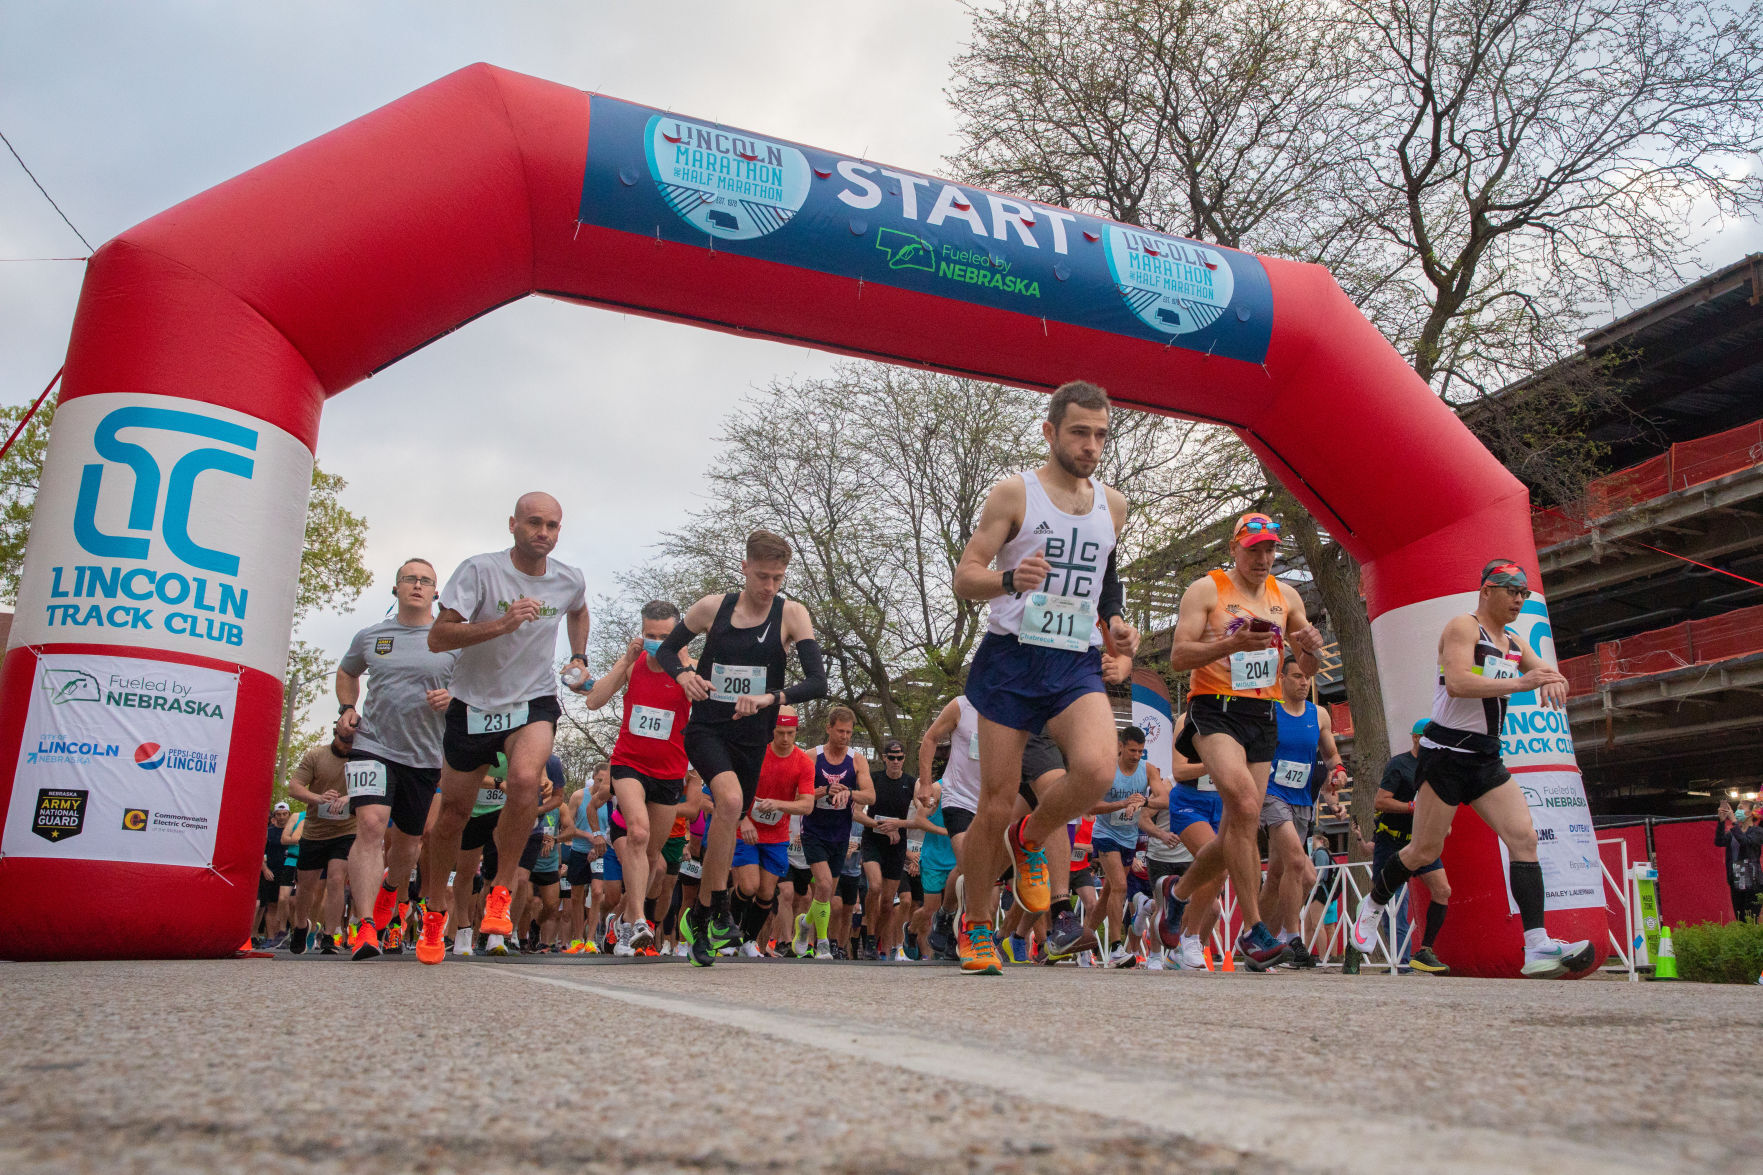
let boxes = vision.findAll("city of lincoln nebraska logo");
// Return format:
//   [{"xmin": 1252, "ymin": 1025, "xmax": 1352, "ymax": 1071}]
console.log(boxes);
[{"xmin": 32, "ymin": 788, "xmax": 88, "ymax": 842}]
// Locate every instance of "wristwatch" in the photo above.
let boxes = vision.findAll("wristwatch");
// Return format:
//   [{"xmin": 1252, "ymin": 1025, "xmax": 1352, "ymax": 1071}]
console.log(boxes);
[{"xmin": 1001, "ymin": 569, "xmax": 1016, "ymax": 595}]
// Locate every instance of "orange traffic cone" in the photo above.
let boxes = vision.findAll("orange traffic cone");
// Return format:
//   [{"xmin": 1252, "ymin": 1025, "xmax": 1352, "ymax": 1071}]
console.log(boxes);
[
  {"xmin": 1220, "ymin": 946, "xmax": 1236, "ymax": 973},
  {"xmin": 1201, "ymin": 945, "xmax": 1215, "ymax": 971}
]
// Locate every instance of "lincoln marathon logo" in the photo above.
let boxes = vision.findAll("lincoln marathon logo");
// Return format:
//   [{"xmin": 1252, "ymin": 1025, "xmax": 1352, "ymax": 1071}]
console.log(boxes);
[
  {"xmin": 133, "ymin": 741, "xmax": 220, "ymax": 775},
  {"xmin": 44, "ymin": 405, "xmax": 258, "ymax": 648},
  {"xmin": 647, "ymin": 115, "xmax": 811, "ymax": 242},
  {"xmin": 32, "ymin": 788, "xmax": 88, "ymax": 842}
]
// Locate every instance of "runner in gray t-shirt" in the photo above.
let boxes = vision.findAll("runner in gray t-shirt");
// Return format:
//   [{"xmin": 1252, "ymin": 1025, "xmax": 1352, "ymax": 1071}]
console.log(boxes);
[
  {"xmin": 415, "ymin": 492, "xmax": 592, "ymax": 966},
  {"xmin": 336, "ymin": 558, "xmax": 459, "ymax": 960}
]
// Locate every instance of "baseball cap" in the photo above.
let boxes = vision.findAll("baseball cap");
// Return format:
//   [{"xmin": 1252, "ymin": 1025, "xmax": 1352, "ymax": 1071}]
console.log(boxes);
[
  {"xmin": 1411, "ymin": 719, "xmax": 1429, "ymax": 736},
  {"xmin": 1233, "ymin": 512, "xmax": 1281, "ymax": 546},
  {"xmin": 882, "ymin": 739, "xmax": 905, "ymax": 755},
  {"xmin": 273, "ymin": 801, "xmax": 291, "ymax": 812},
  {"xmin": 1480, "ymin": 559, "xmax": 1529, "ymax": 591}
]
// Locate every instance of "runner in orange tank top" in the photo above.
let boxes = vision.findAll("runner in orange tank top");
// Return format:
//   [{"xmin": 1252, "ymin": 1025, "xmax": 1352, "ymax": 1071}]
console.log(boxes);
[{"xmin": 1149, "ymin": 512, "xmax": 1324, "ymax": 971}]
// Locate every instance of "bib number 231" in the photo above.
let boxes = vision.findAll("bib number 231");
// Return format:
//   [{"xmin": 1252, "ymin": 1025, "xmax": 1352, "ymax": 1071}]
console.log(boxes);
[
  {"xmin": 1020, "ymin": 593, "xmax": 1095, "ymax": 653},
  {"xmin": 467, "ymin": 702, "xmax": 529, "ymax": 735}
]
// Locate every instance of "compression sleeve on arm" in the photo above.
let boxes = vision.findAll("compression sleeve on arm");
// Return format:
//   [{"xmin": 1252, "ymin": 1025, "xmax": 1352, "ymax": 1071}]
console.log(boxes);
[
  {"xmin": 1098, "ymin": 550, "xmax": 1123, "ymax": 622},
  {"xmin": 780, "ymin": 638, "xmax": 828, "ymax": 705},
  {"xmin": 654, "ymin": 620, "xmax": 696, "ymax": 680}
]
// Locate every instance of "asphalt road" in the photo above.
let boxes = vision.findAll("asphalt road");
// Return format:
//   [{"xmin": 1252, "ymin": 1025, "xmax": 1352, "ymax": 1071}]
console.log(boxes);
[{"xmin": 0, "ymin": 955, "xmax": 1753, "ymax": 1173}]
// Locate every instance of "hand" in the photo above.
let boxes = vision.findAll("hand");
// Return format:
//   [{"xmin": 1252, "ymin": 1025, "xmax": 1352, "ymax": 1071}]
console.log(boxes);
[
  {"xmin": 913, "ymin": 781, "xmax": 937, "ymax": 808},
  {"xmin": 1107, "ymin": 616, "xmax": 1140, "ymax": 658},
  {"xmin": 319, "ymin": 790, "xmax": 343, "ymax": 808},
  {"xmin": 1158, "ymin": 831, "xmax": 1181, "ymax": 847},
  {"xmin": 1011, "ymin": 549, "xmax": 1051, "ymax": 594},
  {"xmin": 262, "ymin": 863, "xmax": 274, "ymax": 881},
  {"xmin": 1288, "ymin": 624, "xmax": 1324, "ymax": 655},
  {"xmin": 753, "ymin": 798, "xmax": 778, "ymax": 817},
  {"xmin": 1718, "ymin": 801, "xmax": 1734, "ymax": 821},
  {"xmin": 336, "ymin": 709, "xmax": 360, "ymax": 737},
  {"xmin": 675, "ymin": 671, "xmax": 711, "ymax": 702},
  {"xmin": 425, "ymin": 688, "xmax": 451, "ymax": 712},
  {"xmin": 502, "ymin": 596, "xmax": 544, "ymax": 631},
  {"xmin": 1124, "ymin": 793, "xmax": 1146, "ymax": 816},
  {"xmin": 875, "ymin": 817, "xmax": 902, "ymax": 835},
  {"xmin": 624, "ymin": 635, "xmax": 645, "ymax": 661},
  {"xmin": 738, "ymin": 819, "xmax": 759, "ymax": 845},
  {"xmin": 1226, "ymin": 624, "xmax": 1277, "ymax": 653},
  {"xmin": 829, "ymin": 783, "xmax": 851, "ymax": 810},
  {"xmin": 539, "ymin": 779, "xmax": 554, "ymax": 804},
  {"xmin": 590, "ymin": 833, "xmax": 607, "ymax": 852},
  {"xmin": 1101, "ymin": 651, "xmax": 1132, "ymax": 685},
  {"xmin": 888, "ymin": 830, "xmax": 900, "ymax": 845},
  {"xmin": 733, "ymin": 691, "xmax": 772, "ymax": 718},
  {"xmin": 541, "ymin": 835, "xmax": 555, "ymax": 854}
]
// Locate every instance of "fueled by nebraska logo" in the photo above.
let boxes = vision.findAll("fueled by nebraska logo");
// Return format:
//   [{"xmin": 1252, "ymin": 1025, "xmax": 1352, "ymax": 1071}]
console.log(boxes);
[
  {"xmin": 133, "ymin": 742, "xmax": 220, "ymax": 774},
  {"xmin": 32, "ymin": 788, "xmax": 88, "ymax": 842}
]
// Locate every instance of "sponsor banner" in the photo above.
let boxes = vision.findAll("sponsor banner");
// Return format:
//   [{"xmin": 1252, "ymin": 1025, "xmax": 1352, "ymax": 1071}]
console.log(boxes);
[
  {"xmin": 580, "ymin": 96, "xmax": 1274, "ymax": 364},
  {"xmin": 8, "ymin": 393, "xmax": 312, "ymax": 678},
  {"xmin": 3, "ymin": 653, "xmax": 238, "ymax": 867},
  {"xmin": 1500, "ymin": 768, "xmax": 1605, "ymax": 913},
  {"xmin": 1497, "ymin": 597, "xmax": 1574, "ymax": 768},
  {"xmin": 1129, "ymin": 672, "xmax": 1174, "ymax": 783}
]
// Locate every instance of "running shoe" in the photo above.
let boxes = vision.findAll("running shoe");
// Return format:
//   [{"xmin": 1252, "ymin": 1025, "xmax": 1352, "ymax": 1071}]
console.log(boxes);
[
  {"xmin": 1238, "ymin": 922, "xmax": 1293, "ymax": 971},
  {"xmin": 1348, "ymin": 895, "xmax": 1384, "ymax": 955},
  {"xmin": 351, "ymin": 921, "xmax": 382, "ymax": 961},
  {"xmin": 674, "ymin": 943, "xmax": 689, "ymax": 957},
  {"xmin": 707, "ymin": 911, "xmax": 741, "ymax": 952},
  {"xmin": 1046, "ymin": 904, "xmax": 1096, "ymax": 959},
  {"xmin": 1152, "ymin": 875, "xmax": 1188, "ymax": 951},
  {"xmin": 893, "ymin": 947, "xmax": 908, "ymax": 961},
  {"xmin": 927, "ymin": 911, "xmax": 955, "ymax": 959},
  {"xmin": 318, "ymin": 931, "xmax": 339, "ymax": 956},
  {"xmin": 814, "ymin": 938, "xmax": 833, "ymax": 960},
  {"xmin": 958, "ymin": 921, "xmax": 1003, "ymax": 975},
  {"xmin": 416, "ymin": 909, "xmax": 447, "ymax": 965},
  {"xmin": 1285, "ymin": 940, "xmax": 1315, "ymax": 969},
  {"xmin": 1108, "ymin": 942, "xmax": 1137, "ymax": 968},
  {"xmin": 680, "ymin": 905, "xmax": 715, "ymax": 968},
  {"xmin": 288, "ymin": 925, "xmax": 310, "ymax": 955},
  {"xmin": 1145, "ymin": 952, "xmax": 1166, "ymax": 971},
  {"xmin": 740, "ymin": 941, "xmax": 763, "ymax": 958},
  {"xmin": 791, "ymin": 913, "xmax": 813, "ymax": 956},
  {"xmin": 1342, "ymin": 944, "xmax": 1362, "ymax": 975},
  {"xmin": 1005, "ymin": 816, "xmax": 1050, "ymax": 914},
  {"xmin": 1174, "ymin": 934, "xmax": 1207, "ymax": 970},
  {"xmin": 1521, "ymin": 937, "xmax": 1594, "ymax": 978},
  {"xmin": 484, "ymin": 934, "xmax": 510, "ymax": 957},
  {"xmin": 453, "ymin": 928, "xmax": 474, "ymax": 956},
  {"xmin": 372, "ymin": 884, "xmax": 398, "ymax": 935},
  {"xmin": 629, "ymin": 918, "xmax": 655, "ymax": 952},
  {"xmin": 832, "ymin": 941, "xmax": 851, "ymax": 960},
  {"xmin": 1410, "ymin": 946, "xmax": 1450, "ymax": 975},
  {"xmin": 480, "ymin": 884, "xmax": 515, "ymax": 936},
  {"xmin": 613, "ymin": 918, "xmax": 637, "ymax": 957},
  {"xmin": 382, "ymin": 919, "xmax": 404, "ymax": 954}
]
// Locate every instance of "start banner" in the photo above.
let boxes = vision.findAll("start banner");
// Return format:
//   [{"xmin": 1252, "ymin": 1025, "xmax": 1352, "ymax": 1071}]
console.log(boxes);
[{"xmin": 3, "ymin": 652, "xmax": 239, "ymax": 867}]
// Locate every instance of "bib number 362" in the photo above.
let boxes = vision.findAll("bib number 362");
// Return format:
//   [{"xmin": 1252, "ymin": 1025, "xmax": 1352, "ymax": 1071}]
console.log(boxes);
[
  {"xmin": 711, "ymin": 663, "xmax": 766, "ymax": 703},
  {"xmin": 1019, "ymin": 593, "xmax": 1095, "ymax": 653},
  {"xmin": 1230, "ymin": 647, "xmax": 1279, "ymax": 691},
  {"xmin": 467, "ymin": 702, "xmax": 528, "ymax": 735}
]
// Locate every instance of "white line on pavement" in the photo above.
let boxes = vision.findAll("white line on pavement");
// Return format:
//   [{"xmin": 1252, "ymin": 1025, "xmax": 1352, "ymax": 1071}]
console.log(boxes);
[{"xmin": 495, "ymin": 967, "xmax": 1644, "ymax": 1175}]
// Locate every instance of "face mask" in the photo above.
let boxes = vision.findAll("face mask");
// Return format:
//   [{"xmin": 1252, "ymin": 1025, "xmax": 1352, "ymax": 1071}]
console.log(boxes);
[
  {"xmin": 1736, "ymin": 809, "xmax": 1750, "ymax": 822},
  {"xmin": 642, "ymin": 638, "xmax": 662, "ymax": 655}
]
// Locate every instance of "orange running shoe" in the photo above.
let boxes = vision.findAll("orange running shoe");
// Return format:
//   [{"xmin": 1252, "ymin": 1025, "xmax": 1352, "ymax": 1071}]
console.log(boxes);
[
  {"xmin": 351, "ymin": 920, "xmax": 382, "ymax": 961},
  {"xmin": 383, "ymin": 919, "xmax": 403, "ymax": 951},
  {"xmin": 957, "ymin": 919, "xmax": 1003, "ymax": 975},
  {"xmin": 416, "ymin": 909, "xmax": 447, "ymax": 965},
  {"xmin": 1006, "ymin": 815, "xmax": 1050, "ymax": 914},
  {"xmin": 372, "ymin": 883, "xmax": 398, "ymax": 932},
  {"xmin": 480, "ymin": 884, "xmax": 515, "ymax": 936}
]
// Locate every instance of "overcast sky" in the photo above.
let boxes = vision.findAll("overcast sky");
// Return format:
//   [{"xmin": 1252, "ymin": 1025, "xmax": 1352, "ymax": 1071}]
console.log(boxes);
[{"xmin": 3, "ymin": 2, "xmax": 1759, "ymax": 695}]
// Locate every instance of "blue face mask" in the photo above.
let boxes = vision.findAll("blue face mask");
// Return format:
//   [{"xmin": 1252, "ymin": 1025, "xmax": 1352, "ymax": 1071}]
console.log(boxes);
[
  {"xmin": 1736, "ymin": 809, "xmax": 1750, "ymax": 822},
  {"xmin": 643, "ymin": 638, "xmax": 662, "ymax": 656}
]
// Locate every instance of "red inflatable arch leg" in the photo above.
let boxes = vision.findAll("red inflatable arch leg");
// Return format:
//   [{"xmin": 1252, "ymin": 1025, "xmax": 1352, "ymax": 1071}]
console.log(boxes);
[{"xmin": 0, "ymin": 65, "xmax": 1604, "ymax": 971}]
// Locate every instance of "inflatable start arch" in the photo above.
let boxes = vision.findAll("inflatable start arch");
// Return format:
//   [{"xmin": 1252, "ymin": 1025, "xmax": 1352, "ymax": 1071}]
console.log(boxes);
[{"xmin": 0, "ymin": 65, "xmax": 1606, "ymax": 973}]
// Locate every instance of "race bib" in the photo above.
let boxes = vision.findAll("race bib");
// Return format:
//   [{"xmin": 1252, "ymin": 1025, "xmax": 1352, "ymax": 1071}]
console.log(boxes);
[
  {"xmin": 815, "ymin": 790, "xmax": 840, "ymax": 810},
  {"xmin": 679, "ymin": 857, "xmax": 703, "ymax": 880},
  {"xmin": 630, "ymin": 704, "xmax": 675, "ymax": 740},
  {"xmin": 751, "ymin": 806, "xmax": 784, "ymax": 826},
  {"xmin": 1229, "ymin": 647, "xmax": 1279, "ymax": 691},
  {"xmin": 312, "ymin": 796, "xmax": 351, "ymax": 821},
  {"xmin": 1273, "ymin": 760, "xmax": 1312, "ymax": 790},
  {"xmin": 710, "ymin": 663, "xmax": 766, "ymax": 703},
  {"xmin": 476, "ymin": 787, "xmax": 507, "ymax": 808},
  {"xmin": 1482, "ymin": 654, "xmax": 1522, "ymax": 680},
  {"xmin": 466, "ymin": 702, "xmax": 529, "ymax": 735},
  {"xmin": 1107, "ymin": 804, "xmax": 1140, "ymax": 829},
  {"xmin": 344, "ymin": 759, "xmax": 388, "ymax": 799},
  {"xmin": 1019, "ymin": 592, "xmax": 1095, "ymax": 653},
  {"xmin": 968, "ymin": 731, "xmax": 980, "ymax": 760}
]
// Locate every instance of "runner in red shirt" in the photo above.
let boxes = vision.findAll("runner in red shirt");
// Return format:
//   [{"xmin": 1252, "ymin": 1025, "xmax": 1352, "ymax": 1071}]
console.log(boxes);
[
  {"xmin": 573, "ymin": 600, "xmax": 694, "ymax": 955},
  {"xmin": 732, "ymin": 705, "xmax": 816, "ymax": 956}
]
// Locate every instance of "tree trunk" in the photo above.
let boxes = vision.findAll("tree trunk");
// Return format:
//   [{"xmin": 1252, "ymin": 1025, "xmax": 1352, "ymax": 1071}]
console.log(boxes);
[{"xmin": 1283, "ymin": 508, "xmax": 1388, "ymax": 857}]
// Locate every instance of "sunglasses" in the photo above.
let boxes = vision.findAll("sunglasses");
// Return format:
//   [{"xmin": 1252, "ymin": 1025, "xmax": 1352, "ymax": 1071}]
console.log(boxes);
[
  {"xmin": 1239, "ymin": 519, "xmax": 1280, "ymax": 534},
  {"xmin": 884, "ymin": 754, "xmax": 904, "ymax": 760}
]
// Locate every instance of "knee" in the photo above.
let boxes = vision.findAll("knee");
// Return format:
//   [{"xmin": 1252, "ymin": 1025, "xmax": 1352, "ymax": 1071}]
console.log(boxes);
[
  {"xmin": 1223, "ymin": 793, "xmax": 1260, "ymax": 828},
  {"xmin": 1504, "ymin": 826, "xmax": 1538, "ymax": 857},
  {"xmin": 1069, "ymin": 748, "xmax": 1115, "ymax": 793},
  {"xmin": 974, "ymin": 788, "xmax": 1015, "ymax": 826},
  {"xmin": 1432, "ymin": 878, "xmax": 1452, "ymax": 903},
  {"xmin": 625, "ymin": 824, "xmax": 650, "ymax": 852}
]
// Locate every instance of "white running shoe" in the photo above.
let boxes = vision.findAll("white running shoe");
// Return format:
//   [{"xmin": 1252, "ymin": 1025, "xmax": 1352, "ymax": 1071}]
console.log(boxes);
[
  {"xmin": 484, "ymin": 933, "xmax": 509, "ymax": 956},
  {"xmin": 1349, "ymin": 895, "xmax": 1385, "ymax": 955},
  {"xmin": 893, "ymin": 947, "xmax": 908, "ymax": 961},
  {"xmin": 1108, "ymin": 943, "xmax": 1135, "ymax": 968},
  {"xmin": 1175, "ymin": 934, "xmax": 1207, "ymax": 970},
  {"xmin": 613, "ymin": 918, "xmax": 637, "ymax": 957},
  {"xmin": 814, "ymin": 938, "xmax": 833, "ymax": 960},
  {"xmin": 1145, "ymin": 951, "xmax": 1166, "ymax": 971},
  {"xmin": 674, "ymin": 942, "xmax": 689, "ymax": 957},
  {"xmin": 629, "ymin": 918, "xmax": 655, "ymax": 952},
  {"xmin": 740, "ymin": 941, "xmax": 762, "ymax": 958},
  {"xmin": 453, "ymin": 928, "xmax": 474, "ymax": 956},
  {"xmin": 791, "ymin": 913, "xmax": 812, "ymax": 956},
  {"xmin": 1521, "ymin": 937, "xmax": 1595, "ymax": 978}
]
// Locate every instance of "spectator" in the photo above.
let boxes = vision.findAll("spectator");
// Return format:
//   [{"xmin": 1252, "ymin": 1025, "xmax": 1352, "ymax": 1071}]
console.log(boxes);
[{"xmin": 1715, "ymin": 799, "xmax": 1763, "ymax": 921}]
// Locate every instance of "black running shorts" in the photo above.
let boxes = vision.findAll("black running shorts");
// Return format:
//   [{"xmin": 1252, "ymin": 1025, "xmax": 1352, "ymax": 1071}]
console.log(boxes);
[
  {"xmin": 460, "ymin": 808, "xmax": 502, "ymax": 853},
  {"xmin": 682, "ymin": 724, "xmax": 769, "ymax": 810},
  {"xmin": 442, "ymin": 695, "xmax": 561, "ymax": 772},
  {"xmin": 860, "ymin": 831, "xmax": 908, "ymax": 881},
  {"xmin": 611, "ymin": 764, "xmax": 686, "ymax": 807},
  {"xmin": 296, "ymin": 834, "xmax": 354, "ymax": 873},
  {"xmin": 1177, "ymin": 695, "xmax": 1278, "ymax": 765},
  {"xmin": 346, "ymin": 751, "xmax": 440, "ymax": 837},
  {"xmin": 1417, "ymin": 746, "xmax": 1511, "ymax": 807}
]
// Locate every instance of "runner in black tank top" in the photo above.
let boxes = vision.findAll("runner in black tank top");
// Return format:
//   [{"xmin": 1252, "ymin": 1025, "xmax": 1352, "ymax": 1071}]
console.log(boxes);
[
  {"xmin": 857, "ymin": 738, "xmax": 918, "ymax": 959},
  {"xmin": 655, "ymin": 530, "xmax": 828, "ymax": 967}
]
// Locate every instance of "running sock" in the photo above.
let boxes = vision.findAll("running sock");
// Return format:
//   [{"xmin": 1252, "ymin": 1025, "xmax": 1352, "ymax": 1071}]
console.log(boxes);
[
  {"xmin": 644, "ymin": 897, "xmax": 658, "ymax": 923},
  {"xmin": 712, "ymin": 888, "xmax": 731, "ymax": 916},
  {"xmin": 1523, "ymin": 927, "xmax": 1550, "ymax": 950},
  {"xmin": 729, "ymin": 890, "xmax": 752, "ymax": 930},
  {"xmin": 738, "ymin": 894, "xmax": 770, "ymax": 942},
  {"xmin": 1509, "ymin": 860, "xmax": 1546, "ymax": 932},
  {"xmin": 809, "ymin": 898, "xmax": 831, "ymax": 941},
  {"xmin": 1423, "ymin": 900, "xmax": 1449, "ymax": 947},
  {"xmin": 1369, "ymin": 853, "xmax": 1415, "ymax": 906}
]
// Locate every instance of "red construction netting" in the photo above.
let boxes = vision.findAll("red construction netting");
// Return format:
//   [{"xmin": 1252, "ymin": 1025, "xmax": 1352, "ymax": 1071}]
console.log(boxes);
[
  {"xmin": 1532, "ymin": 507, "xmax": 1588, "ymax": 547},
  {"xmin": 1668, "ymin": 418, "xmax": 1763, "ymax": 493},
  {"xmin": 1559, "ymin": 653, "xmax": 1599, "ymax": 697},
  {"xmin": 1586, "ymin": 453, "xmax": 1670, "ymax": 518},
  {"xmin": 1686, "ymin": 602, "xmax": 1763, "ymax": 664},
  {"xmin": 1598, "ymin": 622, "xmax": 1694, "ymax": 682},
  {"xmin": 1329, "ymin": 702, "xmax": 1353, "ymax": 738}
]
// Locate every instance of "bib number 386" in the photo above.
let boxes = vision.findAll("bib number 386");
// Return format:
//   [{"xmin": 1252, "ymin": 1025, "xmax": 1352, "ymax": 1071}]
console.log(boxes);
[{"xmin": 1019, "ymin": 593, "xmax": 1095, "ymax": 653}]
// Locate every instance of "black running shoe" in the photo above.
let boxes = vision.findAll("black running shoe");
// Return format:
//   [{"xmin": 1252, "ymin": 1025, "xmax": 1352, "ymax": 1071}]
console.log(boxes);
[
  {"xmin": 288, "ymin": 925, "xmax": 309, "ymax": 955},
  {"xmin": 830, "ymin": 941, "xmax": 849, "ymax": 960},
  {"xmin": 1410, "ymin": 946, "xmax": 1450, "ymax": 975},
  {"xmin": 318, "ymin": 931, "xmax": 338, "ymax": 955},
  {"xmin": 1046, "ymin": 905, "xmax": 1093, "ymax": 959},
  {"xmin": 1286, "ymin": 940, "xmax": 1316, "ymax": 969},
  {"xmin": 681, "ymin": 905, "xmax": 715, "ymax": 968},
  {"xmin": 707, "ymin": 911, "xmax": 741, "ymax": 952},
  {"xmin": 1342, "ymin": 945, "xmax": 1363, "ymax": 975},
  {"xmin": 928, "ymin": 912, "xmax": 956, "ymax": 959}
]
